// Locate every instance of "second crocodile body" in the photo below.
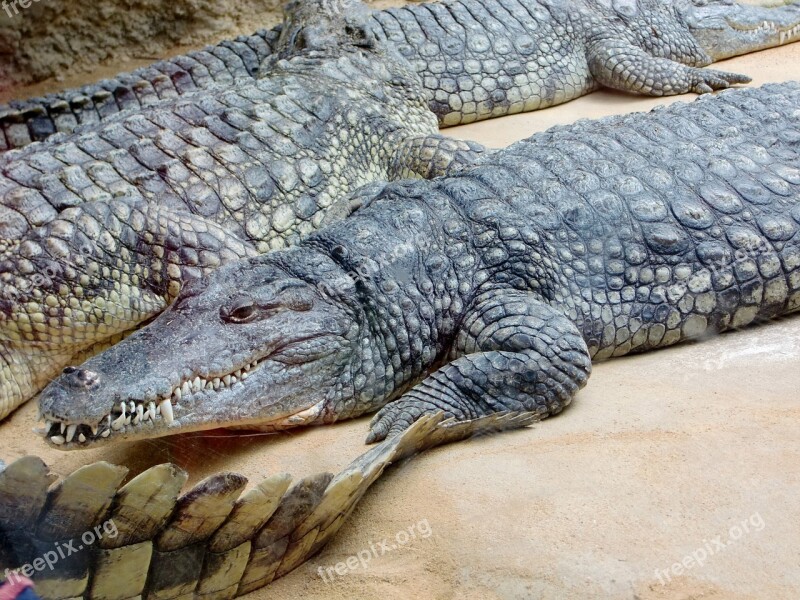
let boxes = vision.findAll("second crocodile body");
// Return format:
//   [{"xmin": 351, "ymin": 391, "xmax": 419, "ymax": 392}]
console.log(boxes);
[{"xmin": 4, "ymin": 0, "xmax": 799, "ymax": 149}]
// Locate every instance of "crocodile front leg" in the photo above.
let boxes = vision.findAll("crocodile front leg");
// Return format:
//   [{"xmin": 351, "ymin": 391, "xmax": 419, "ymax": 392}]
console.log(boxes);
[
  {"xmin": 367, "ymin": 291, "xmax": 592, "ymax": 442},
  {"xmin": 586, "ymin": 37, "xmax": 751, "ymax": 96},
  {"xmin": 0, "ymin": 199, "xmax": 255, "ymax": 421}
]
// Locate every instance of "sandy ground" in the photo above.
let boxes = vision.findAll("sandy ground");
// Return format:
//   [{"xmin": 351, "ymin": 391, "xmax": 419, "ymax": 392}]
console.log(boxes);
[{"xmin": 0, "ymin": 22, "xmax": 799, "ymax": 600}]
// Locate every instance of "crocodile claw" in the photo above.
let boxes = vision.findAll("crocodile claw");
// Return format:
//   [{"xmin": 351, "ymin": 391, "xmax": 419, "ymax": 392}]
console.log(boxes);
[{"xmin": 691, "ymin": 68, "xmax": 752, "ymax": 94}]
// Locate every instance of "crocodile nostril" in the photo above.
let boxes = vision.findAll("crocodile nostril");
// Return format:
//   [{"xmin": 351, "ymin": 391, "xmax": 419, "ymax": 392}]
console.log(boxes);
[{"xmin": 63, "ymin": 367, "xmax": 100, "ymax": 388}]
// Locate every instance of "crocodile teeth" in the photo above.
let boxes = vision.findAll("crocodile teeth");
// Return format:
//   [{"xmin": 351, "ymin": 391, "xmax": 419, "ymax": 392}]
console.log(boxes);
[
  {"xmin": 174, "ymin": 388, "xmax": 182, "ymax": 402},
  {"xmin": 181, "ymin": 382, "xmax": 191, "ymax": 396},
  {"xmin": 111, "ymin": 414, "xmax": 126, "ymax": 431},
  {"xmin": 160, "ymin": 399, "xmax": 174, "ymax": 425},
  {"xmin": 241, "ymin": 371, "xmax": 249, "ymax": 380},
  {"xmin": 223, "ymin": 375, "xmax": 231, "ymax": 386},
  {"xmin": 213, "ymin": 378, "xmax": 221, "ymax": 390},
  {"xmin": 120, "ymin": 402, "xmax": 127, "ymax": 418},
  {"xmin": 91, "ymin": 424, "xmax": 98, "ymax": 436},
  {"xmin": 45, "ymin": 420, "xmax": 53, "ymax": 431},
  {"xmin": 60, "ymin": 422, "xmax": 66, "ymax": 435},
  {"xmin": 231, "ymin": 376, "xmax": 238, "ymax": 385},
  {"xmin": 65, "ymin": 424, "xmax": 77, "ymax": 443},
  {"xmin": 129, "ymin": 401, "xmax": 136, "ymax": 414},
  {"xmin": 192, "ymin": 377, "xmax": 202, "ymax": 392},
  {"xmin": 101, "ymin": 429, "xmax": 110, "ymax": 438},
  {"xmin": 50, "ymin": 435, "xmax": 66, "ymax": 445},
  {"xmin": 133, "ymin": 405, "xmax": 143, "ymax": 425},
  {"xmin": 78, "ymin": 433, "xmax": 86, "ymax": 443}
]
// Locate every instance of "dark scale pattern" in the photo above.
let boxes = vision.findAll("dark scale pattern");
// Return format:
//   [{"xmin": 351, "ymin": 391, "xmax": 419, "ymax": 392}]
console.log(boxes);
[
  {"xmin": 0, "ymin": 0, "xmax": 765, "ymax": 150},
  {"xmin": 360, "ymin": 83, "xmax": 800, "ymax": 435},
  {"xmin": 0, "ymin": 5, "xmax": 488, "ymax": 420}
]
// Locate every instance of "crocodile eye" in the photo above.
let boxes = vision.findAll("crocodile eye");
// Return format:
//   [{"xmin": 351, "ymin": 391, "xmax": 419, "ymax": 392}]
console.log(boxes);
[{"xmin": 223, "ymin": 300, "xmax": 257, "ymax": 323}]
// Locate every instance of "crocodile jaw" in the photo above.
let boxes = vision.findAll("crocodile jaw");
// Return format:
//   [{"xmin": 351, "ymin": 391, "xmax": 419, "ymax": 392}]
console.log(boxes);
[
  {"xmin": 681, "ymin": 0, "xmax": 800, "ymax": 60},
  {"xmin": 37, "ymin": 343, "xmax": 341, "ymax": 450}
]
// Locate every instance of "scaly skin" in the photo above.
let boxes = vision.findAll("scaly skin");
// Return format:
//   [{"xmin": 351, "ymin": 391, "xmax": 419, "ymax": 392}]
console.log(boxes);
[
  {"xmin": 5, "ymin": 0, "xmax": 798, "ymax": 149},
  {"xmin": 0, "ymin": 412, "xmax": 539, "ymax": 600},
  {"xmin": 0, "ymin": 0, "xmax": 486, "ymax": 421},
  {"xmin": 37, "ymin": 81, "xmax": 800, "ymax": 448}
]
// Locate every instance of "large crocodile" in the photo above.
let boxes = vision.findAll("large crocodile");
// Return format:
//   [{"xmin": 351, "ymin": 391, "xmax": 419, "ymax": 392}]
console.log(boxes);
[
  {"xmin": 0, "ymin": 0, "xmax": 488, "ymax": 421},
  {"xmin": 5, "ymin": 0, "xmax": 800, "ymax": 150},
  {"xmin": 37, "ymin": 80, "xmax": 800, "ymax": 448},
  {"xmin": 0, "ymin": 412, "xmax": 537, "ymax": 600},
  {"xmin": 2, "ymin": 0, "xmax": 797, "ymax": 422}
]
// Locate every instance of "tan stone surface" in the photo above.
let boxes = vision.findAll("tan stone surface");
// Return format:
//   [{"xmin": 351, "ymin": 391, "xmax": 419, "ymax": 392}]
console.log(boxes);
[{"xmin": 0, "ymin": 19, "xmax": 799, "ymax": 600}]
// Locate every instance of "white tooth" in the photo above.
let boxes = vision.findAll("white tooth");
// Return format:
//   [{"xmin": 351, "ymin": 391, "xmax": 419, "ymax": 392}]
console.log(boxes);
[
  {"xmin": 231, "ymin": 376, "xmax": 238, "ymax": 384},
  {"xmin": 241, "ymin": 371, "xmax": 249, "ymax": 380},
  {"xmin": 182, "ymin": 381, "xmax": 191, "ymax": 396},
  {"xmin": 160, "ymin": 399, "xmax": 174, "ymax": 425},
  {"xmin": 78, "ymin": 433, "xmax": 86, "ymax": 443},
  {"xmin": 112, "ymin": 414, "xmax": 125, "ymax": 430},
  {"xmin": 101, "ymin": 429, "xmax": 110, "ymax": 438},
  {"xmin": 223, "ymin": 375, "xmax": 231, "ymax": 386},
  {"xmin": 175, "ymin": 388, "xmax": 182, "ymax": 402},
  {"xmin": 120, "ymin": 402, "xmax": 126, "ymax": 418},
  {"xmin": 133, "ymin": 405, "xmax": 143, "ymax": 425},
  {"xmin": 193, "ymin": 377, "xmax": 201, "ymax": 392},
  {"xmin": 60, "ymin": 422, "xmax": 66, "ymax": 434},
  {"xmin": 156, "ymin": 402, "xmax": 162, "ymax": 415},
  {"xmin": 50, "ymin": 435, "xmax": 65, "ymax": 445},
  {"xmin": 65, "ymin": 424, "xmax": 77, "ymax": 443},
  {"xmin": 45, "ymin": 420, "xmax": 53, "ymax": 431},
  {"xmin": 91, "ymin": 425, "xmax": 98, "ymax": 436},
  {"xmin": 129, "ymin": 401, "xmax": 135, "ymax": 413},
  {"xmin": 147, "ymin": 402, "xmax": 155, "ymax": 421},
  {"xmin": 213, "ymin": 378, "xmax": 221, "ymax": 390}
]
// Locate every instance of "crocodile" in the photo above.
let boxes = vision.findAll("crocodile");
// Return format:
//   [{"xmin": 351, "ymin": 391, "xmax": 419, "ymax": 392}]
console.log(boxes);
[
  {"xmin": 1, "ymin": 0, "xmax": 793, "ymax": 422},
  {"xmin": 36, "ymin": 80, "xmax": 800, "ymax": 448},
  {"xmin": 0, "ymin": 0, "xmax": 491, "ymax": 421},
  {"xmin": 5, "ymin": 0, "xmax": 800, "ymax": 150},
  {"xmin": 0, "ymin": 412, "xmax": 538, "ymax": 600}
]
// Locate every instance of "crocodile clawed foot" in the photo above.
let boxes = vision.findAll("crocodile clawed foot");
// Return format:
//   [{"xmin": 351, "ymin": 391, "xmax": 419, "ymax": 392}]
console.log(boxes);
[
  {"xmin": 691, "ymin": 68, "xmax": 752, "ymax": 94},
  {"xmin": 367, "ymin": 400, "xmax": 446, "ymax": 443}
]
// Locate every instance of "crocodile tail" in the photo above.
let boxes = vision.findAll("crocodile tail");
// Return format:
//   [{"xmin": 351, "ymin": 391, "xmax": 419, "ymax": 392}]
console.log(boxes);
[
  {"xmin": 0, "ymin": 412, "xmax": 537, "ymax": 599},
  {"xmin": 0, "ymin": 28, "xmax": 281, "ymax": 152}
]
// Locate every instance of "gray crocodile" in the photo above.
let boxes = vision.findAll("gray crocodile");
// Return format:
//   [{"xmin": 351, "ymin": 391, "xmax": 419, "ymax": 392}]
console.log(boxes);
[
  {"xmin": 3, "ymin": 0, "xmax": 797, "ymax": 421},
  {"xmin": 0, "ymin": 412, "xmax": 537, "ymax": 600},
  {"xmin": 5, "ymin": 0, "xmax": 800, "ymax": 150},
  {"xmin": 0, "ymin": 0, "xmax": 485, "ymax": 421},
  {"xmin": 37, "ymin": 80, "xmax": 800, "ymax": 448}
]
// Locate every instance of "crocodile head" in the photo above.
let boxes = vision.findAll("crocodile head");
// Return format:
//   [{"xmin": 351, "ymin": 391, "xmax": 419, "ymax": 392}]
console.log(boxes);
[
  {"xmin": 271, "ymin": 0, "xmax": 377, "ymax": 62},
  {"xmin": 37, "ymin": 247, "xmax": 379, "ymax": 449},
  {"xmin": 677, "ymin": 0, "xmax": 800, "ymax": 60}
]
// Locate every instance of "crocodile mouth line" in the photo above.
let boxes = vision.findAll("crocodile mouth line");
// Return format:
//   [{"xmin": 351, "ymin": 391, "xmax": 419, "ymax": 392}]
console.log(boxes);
[
  {"xmin": 38, "ymin": 357, "xmax": 270, "ymax": 447},
  {"xmin": 726, "ymin": 18, "xmax": 800, "ymax": 45}
]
